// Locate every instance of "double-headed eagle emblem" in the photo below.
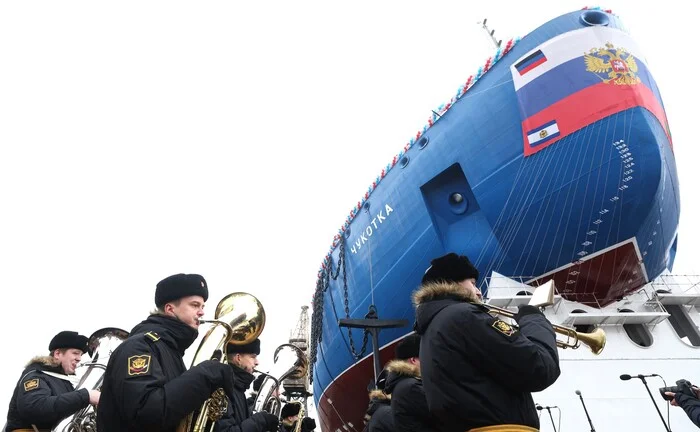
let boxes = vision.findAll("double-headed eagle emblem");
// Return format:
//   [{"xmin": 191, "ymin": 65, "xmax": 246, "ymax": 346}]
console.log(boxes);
[{"xmin": 584, "ymin": 42, "xmax": 640, "ymax": 85}]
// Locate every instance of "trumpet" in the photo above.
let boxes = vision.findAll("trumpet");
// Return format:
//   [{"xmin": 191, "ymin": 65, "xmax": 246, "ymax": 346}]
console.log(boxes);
[{"xmin": 483, "ymin": 302, "xmax": 606, "ymax": 355}]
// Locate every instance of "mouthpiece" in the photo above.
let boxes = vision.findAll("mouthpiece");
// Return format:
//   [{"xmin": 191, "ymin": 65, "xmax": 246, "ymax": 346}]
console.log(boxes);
[{"xmin": 575, "ymin": 390, "xmax": 582, "ymax": 395}]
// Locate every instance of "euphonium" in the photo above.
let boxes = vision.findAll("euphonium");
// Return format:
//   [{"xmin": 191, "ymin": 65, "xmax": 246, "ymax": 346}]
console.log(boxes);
[
  {"xmin": 52, "ymin": 327, "xmax": 129, "ymax": 432},
  {"xmin": 186, "ymin": 292, "xmax": 265, "ymax": 432},
  {"xmin": 253, "ymin": 343, "xmax": 308, "ymax": 417}
]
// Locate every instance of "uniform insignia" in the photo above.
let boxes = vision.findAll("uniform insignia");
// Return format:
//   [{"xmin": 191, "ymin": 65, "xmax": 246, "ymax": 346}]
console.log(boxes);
[
  {"xmin": 584, "ymin": 42, "xmax": 640, "ymax": 86},
  {"xmin": 144, "ymin": 331, "xmax": 160, "ymax": 342},
  {"xmin": 23, "ymin": 378, "xmax": 39, "ymax": 392},
  {"xmin": 492, "ymin": 319, "xmax": 516, "ymax": 337},
  {"xmin": 539, "ymin": 129, "xmax": 548, "ymax": 139},
  {"xmin": 128, "ymin": 355, "xmax": 152, "ymax": 376}
]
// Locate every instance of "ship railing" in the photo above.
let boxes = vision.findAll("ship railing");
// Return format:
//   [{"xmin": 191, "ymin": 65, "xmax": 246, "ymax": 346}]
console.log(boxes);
[
  {"xmin": 648, "ymin": 274, "xmax": 700, "ymax": 308},
  {"xmin": 554, "ymin": 285, "xmax": 670, "ymax": 327},
  {"xmin": 482, "ymin": 274, "xmax": 671, "ymax": 327}
]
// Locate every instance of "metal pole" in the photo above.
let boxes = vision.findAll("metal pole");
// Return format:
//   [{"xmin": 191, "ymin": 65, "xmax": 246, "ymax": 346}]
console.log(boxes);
[{"xmin": 370, "ymin": 328, "xmax": 381, "ymax": 385}]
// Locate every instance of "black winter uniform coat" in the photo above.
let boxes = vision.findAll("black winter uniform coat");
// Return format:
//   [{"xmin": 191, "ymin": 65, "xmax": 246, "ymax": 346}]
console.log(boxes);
[
  {"xmin": 5, "ymin": 356, "xmax": 90, "ymax": 431},
  {"xmin": 384, "ymin": 360, "xmax": 436, "ymax": 432},
  {"xmin": 97, "ymin": 315, "xmax": 234, "ymax": 431},
  {"xmin": 363, "ymin": 390, "xmax": 394, "ymax": 432},
  {"xmin": 413, "ymin": 281, "xmax": 560, "ymax": 432},
  {"xmin": 215, "ymin": 365, "xmax": 277, "ymax": 432},
  {"xmin": 674, "ymin": 386, "xmax": 700, "ymax": 427}
]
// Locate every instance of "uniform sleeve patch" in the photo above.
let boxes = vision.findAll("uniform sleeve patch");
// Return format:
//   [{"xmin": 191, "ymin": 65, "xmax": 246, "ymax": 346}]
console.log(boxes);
[
  {"xmin": 128, "ymin": 355, "xmax": 152, "ymax": 376},
  {"xmin": 492, "ymin": 319, "xmax": 516, "ymax": 337},
  {"xmin": 23, "ymin": 378, "xmax": 39, "ymax": 392}
]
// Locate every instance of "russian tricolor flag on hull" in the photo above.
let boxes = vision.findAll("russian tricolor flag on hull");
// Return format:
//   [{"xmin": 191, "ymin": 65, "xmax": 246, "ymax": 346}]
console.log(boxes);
[{"xmin": 510, "ymin": 27, "xmax": 672, "ymax": 156}]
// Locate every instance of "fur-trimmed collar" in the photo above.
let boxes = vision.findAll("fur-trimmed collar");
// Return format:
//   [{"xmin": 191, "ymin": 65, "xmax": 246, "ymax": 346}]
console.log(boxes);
[
  {"xmin": 412, "ymin": 281, "xmax": 479, "ymax": 306},
  {"xmin": 386, "ymin": 359, "xmax": 420, "ymax": 378},
  {"xmin": 368, "ymin": 389, "xmax": 391, "ymax": 401},
  {"xmin": 26, "ymin": 355, "xmax": 60, "ymax": 368}
]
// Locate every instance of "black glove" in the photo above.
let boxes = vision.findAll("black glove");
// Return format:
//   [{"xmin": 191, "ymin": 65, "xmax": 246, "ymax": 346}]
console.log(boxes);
[
  {"xmin": 212, "ymin": 349, "xmax": 223, "ymax": 362},
  {"xmin": 514, "ymin": 305, "xmax": 543, "ymax": 322},
  {"xmin": 677, "ymin": 380, "xmax": 696, "ymax": 398},
  {"xmin": 252, "ymin": 412, "xmax": 279, "ymax": 431},
  {"xmin": 196, "ymin": 360, "xmax": 235, "ymax": 400},
  {"xmin": 253, "ymin": 373, "xmax": 266, "ymax": 392},
  {"xmin": 301, "ymin": 417, "xmax": 317, "ymax": 432}
]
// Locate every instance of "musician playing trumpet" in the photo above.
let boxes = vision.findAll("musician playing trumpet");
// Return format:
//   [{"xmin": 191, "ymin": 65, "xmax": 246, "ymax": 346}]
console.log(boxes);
[
  {"xmin": 413, "ymin": 253, "xmax": 561, "ymax": 432},
  {"xmin": 215, "ymin": 338, "xmax": 280, "ymax": 432},
  {"xmin": 4, "ymin": 331, "xmax": 100, "ymax": 431}
]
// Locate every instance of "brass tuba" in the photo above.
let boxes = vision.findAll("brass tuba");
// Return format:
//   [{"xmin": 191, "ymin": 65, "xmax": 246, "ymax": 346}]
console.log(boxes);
[
  {"xmin": 185, "ymin": 292, "xmax": 265, "ymax": 432},
  {"xmin": 52, "ymin": 327, "xmax": 129, "ymax": 432},
  {"xmin": 252, "ymin": 343, "xmax": 308, "ymax": 417}
]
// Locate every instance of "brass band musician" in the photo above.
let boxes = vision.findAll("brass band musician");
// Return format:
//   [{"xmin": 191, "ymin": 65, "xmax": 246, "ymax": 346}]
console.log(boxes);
[
  {"xmin": 384, "ymin": 333, "xmax": 436, "ymax": 431},
  {"xmin": 278, "ymin": 403, "xmax": 316, "ymax": 432},
  {"xmin": 362, "ymin": 369, "xmax": 394, "ymax": 432},
  {"xmin": 215, "ymin": 338, "xmax": 279, "ymax": 432},
  {"xmin": 4, "ymin": 331, "xmax": 100, "ymax": 431},
  {"xmin": 96, "ymin": 273, "xmax": 236, "ymax": 431},
  {"xmin": 413, "ymin": 253, "xmax": 561, "ymax": 432}
]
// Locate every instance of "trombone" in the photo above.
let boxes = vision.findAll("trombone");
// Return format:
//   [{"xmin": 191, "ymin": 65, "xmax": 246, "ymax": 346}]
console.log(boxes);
[{"xmin": 483, "ymin": 281, "xmax": 606, "ymax": 355}]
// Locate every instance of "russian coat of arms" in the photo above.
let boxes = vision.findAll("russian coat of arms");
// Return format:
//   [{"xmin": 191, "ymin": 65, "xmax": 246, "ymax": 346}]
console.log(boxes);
[{"xmin": 584, "ymin": 42, "xmax": 640, "ymax": 85}]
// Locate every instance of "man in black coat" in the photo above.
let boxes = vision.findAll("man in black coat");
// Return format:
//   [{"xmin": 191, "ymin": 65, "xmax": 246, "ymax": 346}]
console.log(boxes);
[
  {"xmin": 413, "ymin": 253, "xmax": 561, "ymax": 432},
  {"xmin": 277, "ymin": 402, "xmax": 316, "ymax": 432},
  {"xmin": 384, "ymin": 333, "xmax": 436, "ymax": 432},
  {"xmin": 214, "ymin": 338, "xmax": 279, "ymax": 432},
  {"xmin": 362, "ymin": 369, "xmax": 394, "ymax": 432},
  {"xmin": 5, "ymin": 331, "xmax": 100, "ymax": 431},
  {"xmin": 97, "ymin": 273, "xmax": 237, "ymax": 431}
]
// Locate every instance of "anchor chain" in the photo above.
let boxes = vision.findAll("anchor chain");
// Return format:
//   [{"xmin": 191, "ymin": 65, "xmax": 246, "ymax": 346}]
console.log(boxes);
[{"xmin": 309, "ymin": 237, "xmax": 370, "ymax": 384}]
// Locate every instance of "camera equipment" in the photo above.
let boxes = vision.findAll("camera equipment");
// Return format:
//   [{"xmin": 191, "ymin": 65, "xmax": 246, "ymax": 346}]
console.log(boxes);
[{"xmin": 659, "ymin": 379, "xmax": 695, "ymax": 401}]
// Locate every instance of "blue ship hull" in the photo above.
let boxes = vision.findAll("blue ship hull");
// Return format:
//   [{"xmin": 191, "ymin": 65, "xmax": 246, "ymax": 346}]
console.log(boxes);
[{"xmin": 310, "ymin": 9, "xmax": 679, "ymax": 431}]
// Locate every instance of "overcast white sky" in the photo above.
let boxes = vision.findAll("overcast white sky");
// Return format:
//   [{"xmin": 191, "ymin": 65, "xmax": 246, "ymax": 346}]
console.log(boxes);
[{"xmin": 0, "ymin": 0, "xmax": 695, "ymax": 424}]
